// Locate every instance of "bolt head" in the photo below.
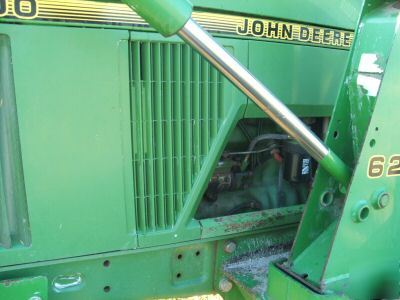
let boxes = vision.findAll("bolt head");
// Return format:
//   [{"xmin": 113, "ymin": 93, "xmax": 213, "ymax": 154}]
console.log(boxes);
[
  {"xmin": 219, "ymin": 278, "xmax": 233, "ymax": 292},
  {"xmin": 224, "ymin": 241, "xmax": 236, "ymax": 254},
  {"xmin": 378, "ymin": 192, "xmax": 390, "ymax": 209},
  {"xmin": 351, "ymin": 200, "xmax": 370, "ymax": 223}
]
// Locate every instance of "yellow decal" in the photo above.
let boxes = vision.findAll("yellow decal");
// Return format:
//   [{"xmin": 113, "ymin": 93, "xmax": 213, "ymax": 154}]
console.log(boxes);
[
  {"xmin": 0, "ymin": 0, "xmax": 354, "ymax": 49},
  {"xmin": 235, "ymin": 17, "xmax": 353, "ymax": 48},
  {"xmin": 368, "ymin": 155, "xmax": 385, "ymax": 179},
  {"xmin": 367, "ymin": 154, "xmax": 400, "ymax": 178},
  {"xmin": 1, "ymin": 0, "xmax": 38, "ymax": 19}
]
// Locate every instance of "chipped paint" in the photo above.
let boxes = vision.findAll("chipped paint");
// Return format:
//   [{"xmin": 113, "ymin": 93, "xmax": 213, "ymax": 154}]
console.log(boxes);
[
  {"xmin": 358, "ymin": 53, "xmax": 383, "ymax": 73},
  {"xmin": 356, "ymin": 53, "xmax": 384, "ymax": 97},
  {"xmin": 200, "ymin": 206, "xmax": 303, "ymax": 239},
  {"xmin": 396, "ymin": 5, "xmax": 400, "ymax": 32},
  {"xmin": 356, "ymin": 74, "xmax": 382, "ymax": 97},
  {"xmin": 52, "ymin": 273, "xmax": 84, "ymax": 293}
]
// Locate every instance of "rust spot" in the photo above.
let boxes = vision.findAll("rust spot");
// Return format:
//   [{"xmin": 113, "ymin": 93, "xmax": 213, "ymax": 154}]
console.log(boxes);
[
  {"xmin": 1, "ymin": 279, "xmax": 20, "ymax": 287},
  {"xmin": 224, "ymin": 220, "xmax": 270, "ymax": 233}
]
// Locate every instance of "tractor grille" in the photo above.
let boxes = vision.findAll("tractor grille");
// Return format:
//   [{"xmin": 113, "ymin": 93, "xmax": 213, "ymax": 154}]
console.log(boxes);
[{"xmin": 131, "ymin": 41, "xmax": 226, "ymax": 232}]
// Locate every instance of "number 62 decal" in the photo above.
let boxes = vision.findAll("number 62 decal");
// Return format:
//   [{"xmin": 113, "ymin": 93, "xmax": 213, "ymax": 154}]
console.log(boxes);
[{"xmin": 368, "ymin": 155, "xmax": 400, "ymax": 178}]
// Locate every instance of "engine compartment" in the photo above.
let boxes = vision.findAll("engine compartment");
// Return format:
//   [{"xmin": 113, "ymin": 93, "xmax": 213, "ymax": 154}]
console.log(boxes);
[{"xmin": 196, "ymin": 118, "xmax": 326, "ymax": 219}]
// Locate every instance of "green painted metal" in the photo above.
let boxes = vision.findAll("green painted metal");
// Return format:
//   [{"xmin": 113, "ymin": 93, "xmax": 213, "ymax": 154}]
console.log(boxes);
[
  {"xmin": 192, "ymin": 0, "xmax": 364, "ymax": 30},
  {"xmin": 280, "ymin": 1, "xmax": 400, "ymax": 299},
  {"xmin": 0, "ymin": 231, "xmax": 296, "ymax": 299},
  {"xmin": 0, "ymin": 0, "xmax": 387, "ymax": 298},
  {"xmin": 0, "ymin": 0, "xmax": 364, "ymax": 33},
  {"xmin": 123, "ymin": 0, "xmax": 193, "ymax": 37},
  {"xmin": 200, "ymin": 206, "xmax": 303, "ymax": 239},
  {"xmin": 128, "ymin": 33, "xmax": 248, "ymax": 245},
  {"xmin": 0, "ymin": 24, "xmax": 137, "ymax": 266},
  {"xmin": 135, "ymin": 40, "xmax": 248, "ymax": 247},
  {"xmin": 215, "ymin": 231, "xmax": 296, "ymax": 299},
  {"xmin": 245, "ymin": 41, "xmax": 350, "ymax": 119},
  {"xmin": 125, "ymin": 1, "xmax": 353, "ymax": 186},
  {"xmin": 0, "ymin": 34, "xmax": 30, "ymax": 249},
  {"xmin": 268, "ymin": 265, "xmax": 348, "ymax": 300},
  {"xmin": 131, "ymin": 39, "xmax": 229, "ymax": 232},
  {"xmin": 1, "ymin": 240, "xmax": 216, "ymax": 299},
  {"xmin": 319, "ymin": 151, "xmax": 351, "ymax": 186},
  {"xmin": 0, "ymin": 276, "xmax": 48, "ymax": 300},
  {"xmin": 320, "ymin": 6, "xmax": 400, "ymax": 298}
]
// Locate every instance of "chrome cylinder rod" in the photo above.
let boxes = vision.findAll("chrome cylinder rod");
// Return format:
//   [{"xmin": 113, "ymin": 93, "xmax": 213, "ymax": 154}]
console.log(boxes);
[{"xmin": 178, "ymin": 18, "xmax": 351, "ymax": 184}]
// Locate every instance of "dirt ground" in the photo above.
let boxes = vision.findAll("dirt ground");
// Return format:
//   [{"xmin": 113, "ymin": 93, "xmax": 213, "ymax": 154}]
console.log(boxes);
[
  {"xmin": 165, "ymin": 295, "xmax": 223, "ymax": 300},
  {"xmin": 183, "ymin": 296, "xmax": 222, "ymax": 300}
]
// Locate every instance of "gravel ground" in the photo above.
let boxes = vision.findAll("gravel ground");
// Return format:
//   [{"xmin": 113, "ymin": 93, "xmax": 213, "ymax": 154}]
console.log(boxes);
[{"xmin": 163, "ymin": 295, "xmax": 223, "ymax": 300}]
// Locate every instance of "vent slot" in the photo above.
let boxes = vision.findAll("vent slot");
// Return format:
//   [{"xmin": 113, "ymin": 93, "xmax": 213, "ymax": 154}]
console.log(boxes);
[
  {"xmin": 131, "ymin": 41, "xmax": 225, "ymax": 232},
  {"xmin": 0, "ymin": 35, "xmax": 31, "ymax": 249}
]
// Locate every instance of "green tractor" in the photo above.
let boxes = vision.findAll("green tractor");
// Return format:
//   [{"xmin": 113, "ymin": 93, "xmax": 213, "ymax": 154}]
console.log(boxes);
[{"xmin": 1, "ymin": 0, "xmax": 399, "ymax": 299}]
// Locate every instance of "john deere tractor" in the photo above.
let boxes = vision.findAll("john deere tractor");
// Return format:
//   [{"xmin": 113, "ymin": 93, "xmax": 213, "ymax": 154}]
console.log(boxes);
[{"xmin": 1, "ymin": 0, "xmax": 399, "ymax": 299}]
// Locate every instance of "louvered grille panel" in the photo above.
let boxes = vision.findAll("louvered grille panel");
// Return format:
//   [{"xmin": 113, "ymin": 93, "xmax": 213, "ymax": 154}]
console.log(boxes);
[{"xmin": 131, "ymin": 41, "xmax": 225, "ymax": 232}]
